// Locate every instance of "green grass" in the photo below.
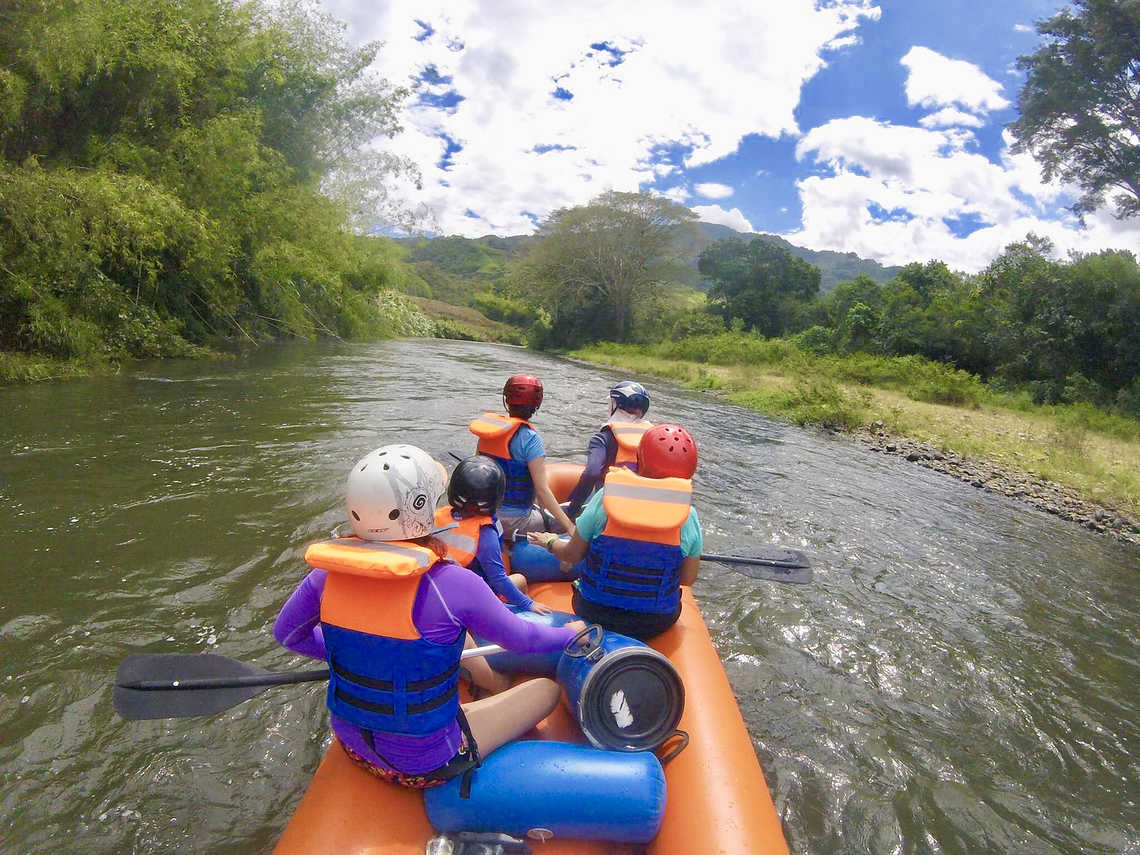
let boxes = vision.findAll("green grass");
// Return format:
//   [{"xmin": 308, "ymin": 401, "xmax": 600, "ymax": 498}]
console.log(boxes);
[
  {"xmin": 0, "ymin": 351, "xmax": 107, "ymax": 383},
  {"xmin": 571, "ymin": 337, "xmax": 1140, "ymax": 518}
]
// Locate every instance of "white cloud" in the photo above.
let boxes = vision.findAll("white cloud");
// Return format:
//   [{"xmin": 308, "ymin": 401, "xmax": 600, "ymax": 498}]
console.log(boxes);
[
  {"xmin": 784, "ymin": 119, "xmax": 1140, "ymax": 272},
  {"xmin": 692, "ymin": 204, "xmax": 754, "ymax": 233},
  {"xmin": 654, "ymin": 185, "xmax": 691, "ymax": 203},
  {"xmin": 1013, "ymin": 23, "xmax": 1035, "ymax": 34},
  {"xmin": 919, "ymin": 107, "xmax": 985, "ymax": 129},
  {"xmin": 694, "ymin": 182, "xmax": 734, "ymax": 199},
  {"xmin": 901, "ymin": 46, "xmax": 1010, "ymax": 116},
  {"xmin": 320, "ymin": 0, "xmax": 881, "ymax": 235}
]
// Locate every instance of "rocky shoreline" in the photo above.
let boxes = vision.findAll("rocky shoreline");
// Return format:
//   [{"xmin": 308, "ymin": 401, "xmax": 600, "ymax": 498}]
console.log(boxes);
[{"xmin": 857, "ymin": 427, "xmax": 1140, "ymax": 548}]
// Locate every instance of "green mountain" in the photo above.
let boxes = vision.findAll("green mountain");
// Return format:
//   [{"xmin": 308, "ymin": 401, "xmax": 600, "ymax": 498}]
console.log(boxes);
[{"xmin": 682, "ymin": 222, "xmax": 902, "ymax": 293}]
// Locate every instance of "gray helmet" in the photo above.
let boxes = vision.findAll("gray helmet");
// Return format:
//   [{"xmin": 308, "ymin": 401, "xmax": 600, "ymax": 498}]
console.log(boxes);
[{"xmin": 610, "ymin": 381, "xmax": 650, "ymax": 417}]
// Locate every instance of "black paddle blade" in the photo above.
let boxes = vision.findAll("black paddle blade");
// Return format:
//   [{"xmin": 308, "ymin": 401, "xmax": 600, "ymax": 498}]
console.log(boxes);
[
  {"xmin": 114, "ymin": 653, "xmax": 280, "ymax": 721},
  {"xmin": 438, "ymin": 449, "xmax": 467, "ymax": 465},
  {"xmin": 703, "ymin": 546, "xmax": 813, "ymax": 584}
]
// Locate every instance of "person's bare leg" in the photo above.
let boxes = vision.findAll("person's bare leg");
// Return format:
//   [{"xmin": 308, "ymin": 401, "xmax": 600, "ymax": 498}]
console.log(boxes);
[
  {"xmin": 509, "ymin": 573, "xmax": 529, "ymax": 594},
  {"xmin": 462, "ymin": 678, "xmax": 561, "ymax": 756},
  {"xmin": 462, "ymin": 633, "xmax": 510, "ymax": 694}
]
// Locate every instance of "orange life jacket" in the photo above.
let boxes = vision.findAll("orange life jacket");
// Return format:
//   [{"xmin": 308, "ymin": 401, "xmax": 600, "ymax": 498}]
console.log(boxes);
[
  {"xmin": 433, "ymin": 506, "xmax": 493, "ymax": 568},
  {"xmin": 606, "ymin": 420, "xmax": 654, "ymax": 468},
  {"xmin": 305, "ymin": 538, "xmax": 463, "ymax": 735}
]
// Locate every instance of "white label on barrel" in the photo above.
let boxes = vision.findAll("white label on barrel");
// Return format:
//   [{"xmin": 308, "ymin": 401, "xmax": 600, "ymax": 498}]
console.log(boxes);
[{"xmin": 610, "ymin": 690, "xmax": 634, "ymax": 728}]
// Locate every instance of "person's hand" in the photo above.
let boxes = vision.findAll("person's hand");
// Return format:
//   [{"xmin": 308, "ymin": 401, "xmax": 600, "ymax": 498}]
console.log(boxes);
[
  {"xmin": 565, "ymin": 619, "xmax": 587, "ymax": 636},
  {"xmin": 527, "ymin": 531, "xmax": 554, "ymax": 548},
  {"xmin": 530, "ymin": 601, "xmax": 553, "ymax": 615}
]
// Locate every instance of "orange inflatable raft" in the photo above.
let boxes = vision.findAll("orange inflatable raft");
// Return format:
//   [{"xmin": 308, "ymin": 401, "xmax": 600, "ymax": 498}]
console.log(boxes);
[{"xmin": 273, "ymin": 464, "xmax": 788, "ymax": 855}]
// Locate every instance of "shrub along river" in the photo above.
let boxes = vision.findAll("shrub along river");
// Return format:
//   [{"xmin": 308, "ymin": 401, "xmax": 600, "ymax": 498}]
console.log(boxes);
[{"xmin": 1, "ymin": 339, "xmax": 1137, "ymax": 854}]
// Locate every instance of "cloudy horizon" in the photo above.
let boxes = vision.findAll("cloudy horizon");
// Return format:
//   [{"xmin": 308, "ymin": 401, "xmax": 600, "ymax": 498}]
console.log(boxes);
[{"xmin": 321, "ymin": 0, "xmax": 1140, "ymax": 274}]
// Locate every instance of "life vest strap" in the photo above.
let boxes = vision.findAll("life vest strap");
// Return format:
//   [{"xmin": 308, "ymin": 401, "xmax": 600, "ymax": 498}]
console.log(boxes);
[{"xmin": 334, "ymin": 683, "xmax": 458, "ymax": 717}]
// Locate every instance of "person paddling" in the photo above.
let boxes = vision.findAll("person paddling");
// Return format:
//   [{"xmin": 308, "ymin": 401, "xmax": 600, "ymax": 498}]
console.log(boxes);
[
  {"xmin": 470, "ymin": 373, "xmax": 575, "ymax": 542},
  {"xmin": 528, "ymin": 425, "xmax": 702, "ymax": 641},
  {"xmin": 565, "ymin": 381, "xmax": 653, "ymax": 520},
  {"xmin": 435, "ymin": 455, "xmax": 553, "ymax": 615},
  {"xmin": 274, "ymin": 444, "xmax": 584, "ymax": 790}
]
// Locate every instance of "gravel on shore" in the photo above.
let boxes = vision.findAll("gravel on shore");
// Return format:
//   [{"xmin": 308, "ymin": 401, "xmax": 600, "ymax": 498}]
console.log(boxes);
[{"xmin": 856, "ymin": 425, "xmax": 1140, "ymax": 548}]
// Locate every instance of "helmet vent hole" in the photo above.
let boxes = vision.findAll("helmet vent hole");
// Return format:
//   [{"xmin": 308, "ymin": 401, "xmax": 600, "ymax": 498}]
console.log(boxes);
[
  {"xmin": 351, "ymin": 511, "xmax": 360, "ymax": 521},
  {"xmin": 388, "ymin": 509, "xmax": 400, "ymax": 520},
  {"xmin": 383, "ymin": 463, "xmax": 390, "ymax": 470},
  {"xmin": 359, "ymin": 464, "xmax": 367, "ymax": 471}
]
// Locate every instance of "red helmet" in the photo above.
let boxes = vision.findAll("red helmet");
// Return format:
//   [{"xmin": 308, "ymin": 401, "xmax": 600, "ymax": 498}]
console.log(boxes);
[
  {"xmin": 637, "ymin": 424, "xmax": 698, "ymax": 479},
  {"xmin": 503, "ymin": 373, "xmax": 543, "ymax": 410}
]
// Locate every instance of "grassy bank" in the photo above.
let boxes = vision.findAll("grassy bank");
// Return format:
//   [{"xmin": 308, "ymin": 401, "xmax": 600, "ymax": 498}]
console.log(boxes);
[{"xmin": 571, "ymin": 336, "xmax": 1140, "ymax": 520}]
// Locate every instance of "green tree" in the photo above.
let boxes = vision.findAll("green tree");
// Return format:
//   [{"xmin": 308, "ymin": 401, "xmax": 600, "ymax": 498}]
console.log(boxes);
[
  {"xmin": 1009, "ymin": 0, "xmax": 1140, "ymax": 221},
  {"xmin": 0, "ymin": 0, "xmax": 416, "ymax": 366},
  {"xmin": 525, "ymin": 192, "xmax": 698, "ymax": 345},
  {"xmin": 698, "ymin": 237, "xmax": 821, "ymax": 337}
]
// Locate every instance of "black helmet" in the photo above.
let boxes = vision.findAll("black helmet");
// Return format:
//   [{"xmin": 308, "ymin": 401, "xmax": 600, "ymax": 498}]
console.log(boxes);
[
  {"xmin": 610, "ymin": 381, "xmax": 650, "ymax": 417},
  {"xmin": 448, "ymin": 456, "xmax": 507, "ymax": 516}
]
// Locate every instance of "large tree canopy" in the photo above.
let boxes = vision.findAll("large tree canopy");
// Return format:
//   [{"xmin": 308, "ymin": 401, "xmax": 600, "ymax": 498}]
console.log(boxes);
[
  {"xmin": 524, "ymin": 192, "xmax": 697, "ymax": 345},
  {"xmin": 1009, "ymin": 0, "xmax": 1140, "ymax": 221},
  {"xmin": 698, "ymin": 237, "xmax": 820, "ymax": 337}
]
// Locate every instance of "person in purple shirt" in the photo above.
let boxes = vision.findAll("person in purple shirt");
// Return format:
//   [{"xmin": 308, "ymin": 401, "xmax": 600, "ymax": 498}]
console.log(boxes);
[{"xmin": 274, "ymin": 444, "xmax": 584, "ymax": 789}]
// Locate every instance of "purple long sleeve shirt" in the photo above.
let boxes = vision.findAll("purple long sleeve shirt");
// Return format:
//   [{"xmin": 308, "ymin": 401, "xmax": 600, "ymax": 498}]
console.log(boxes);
[{"xmin": 274, "ymin": 560, "xmax": 576, "ymax": 774}]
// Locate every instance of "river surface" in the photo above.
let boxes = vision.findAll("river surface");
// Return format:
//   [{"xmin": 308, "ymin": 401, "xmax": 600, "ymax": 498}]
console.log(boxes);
[{"xmin": 1, "ymin": 339, "xmax": 1137, "ymax": 855}]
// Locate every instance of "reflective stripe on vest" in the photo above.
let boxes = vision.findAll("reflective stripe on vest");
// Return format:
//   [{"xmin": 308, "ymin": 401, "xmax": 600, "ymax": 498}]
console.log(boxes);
[
  {"xmin": 576, "ymin": 470, "xmax": 691, "ymax": 615},
  {"xmin": 306, "ymin": 537, "xmax": 463, "ymax": 737},
  {"xmin": 470, "ymin": 413, "xmax": 535, "ymax": 509},
  {"xmin": 606, "ymin": 421, "xmax": 653, "ymax": 469},
  {"xmin": 433, "ymin": 507, "xmax": 492, "ymax": 568}
]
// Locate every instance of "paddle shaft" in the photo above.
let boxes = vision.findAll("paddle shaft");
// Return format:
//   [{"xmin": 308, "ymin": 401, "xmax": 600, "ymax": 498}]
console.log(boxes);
[
  {"xmin": 701, "ymin": 552, "xmax": 810, "ymax": 570},
  {"xmin": 118, "ymin": 644, "xmax": 505, "ymax": 692}
]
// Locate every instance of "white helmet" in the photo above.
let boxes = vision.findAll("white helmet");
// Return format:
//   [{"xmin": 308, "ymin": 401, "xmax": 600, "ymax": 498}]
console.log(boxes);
[{"xmin": 345, "ymin": 445, "xmax": 446, "ymax": 541}]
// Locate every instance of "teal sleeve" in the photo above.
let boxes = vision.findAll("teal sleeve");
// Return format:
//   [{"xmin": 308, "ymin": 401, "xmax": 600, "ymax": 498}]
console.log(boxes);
[
  {"xmin": 574, "ymin": 491, "xmax": 607, "ymax": 542},
  {"xmin": 680, "ymin": 507, "xmax": 703, "ymax": 557}
]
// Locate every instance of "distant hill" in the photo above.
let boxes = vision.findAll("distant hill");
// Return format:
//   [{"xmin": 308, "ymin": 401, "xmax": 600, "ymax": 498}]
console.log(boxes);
[
  {"xmin": 681, "ymin": 222, "xmax": 901, "ymax": 293},
  {"xmin": 404, "ymin": 224, "xmax": 899, "ymax": 295}
]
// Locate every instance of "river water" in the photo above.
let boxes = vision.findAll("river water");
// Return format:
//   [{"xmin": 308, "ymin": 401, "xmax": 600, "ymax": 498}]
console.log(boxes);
[{"xmin": 1, "ymin": 339, "xmax": 1137, "ymax": 854}]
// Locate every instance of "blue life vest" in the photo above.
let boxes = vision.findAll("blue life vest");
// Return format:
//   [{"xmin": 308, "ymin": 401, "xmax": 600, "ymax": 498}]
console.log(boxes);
[
  {"xmin": 577, "ymin": 469, "xmax": 692, "ymax": 615},
  {"xmin": 470, "ymin": 413, "xmax": 535, "ymax": 510},
  {"xmin": 305, "ymin": 538, "xmax": 465, "ymax": 737}
]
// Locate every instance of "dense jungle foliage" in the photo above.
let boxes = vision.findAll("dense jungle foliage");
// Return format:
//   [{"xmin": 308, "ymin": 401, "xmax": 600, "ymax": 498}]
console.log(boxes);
[{"xmin": 0, "ymin": 0, "xmax": 421, "ymax": 375}]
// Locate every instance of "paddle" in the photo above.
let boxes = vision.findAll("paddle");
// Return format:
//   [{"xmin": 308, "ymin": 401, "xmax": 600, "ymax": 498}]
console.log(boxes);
[
  {"xmin": 700, "ymin": 546, "xmax": 813, "ymax": 585},
  {"xmin": 114, "ymin": 643, "xmax": 506, "ymax": 721}
]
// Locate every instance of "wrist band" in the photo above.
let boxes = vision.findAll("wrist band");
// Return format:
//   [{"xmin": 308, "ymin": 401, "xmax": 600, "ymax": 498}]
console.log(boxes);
[{"xmin": 546, "ymin": 536, "xmax": 556, "ymax": 553}]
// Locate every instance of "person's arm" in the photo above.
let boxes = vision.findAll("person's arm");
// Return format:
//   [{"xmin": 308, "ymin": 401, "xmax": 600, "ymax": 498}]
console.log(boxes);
[
  {"xmin": 528, "ymin": 456, "xmax": 575, "ymax": 534},
  {"xmin": 679, "ymin": 508, "xmax": 703, "ymax": 587},
  {"xmin": 679, "ymin": 556, "xmax": 700, "ymax": 587},
  {"xmin": 566, "ymin": 431, "xmax": 614, "ymax": 518},
  {"xmin": 475, "ymin": 524, "xmax": 534, "ymax": 610},
  {"xmin": 429, "ymin": 564, "xmax": 583, "ymax": 652},
  {"xmin": 529, "ymin": 528, "xmax": 590, "ymax": 564},
  {"xmin": 273, "ymin": 569, "xmax": 327, "ymax": 660}
]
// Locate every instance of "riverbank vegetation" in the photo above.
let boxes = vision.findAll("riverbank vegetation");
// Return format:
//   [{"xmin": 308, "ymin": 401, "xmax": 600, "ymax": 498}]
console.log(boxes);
[
  {"xmin": 0, "ymin": 0, "xmax": 433, "ymax": 382},
  {"xmin": 571, "ymin": 337, "xmax": 1140, "ymax": 518}
]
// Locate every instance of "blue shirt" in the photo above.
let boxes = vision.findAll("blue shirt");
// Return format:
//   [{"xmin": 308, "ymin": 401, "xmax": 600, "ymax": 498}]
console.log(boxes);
[
  {"xmin": 498, "ymin": 425, "xmax": 546, "ymax": 515},
  {"xmin": 575, "ymin": 490, "xmax": 703, "ymax": 557}
]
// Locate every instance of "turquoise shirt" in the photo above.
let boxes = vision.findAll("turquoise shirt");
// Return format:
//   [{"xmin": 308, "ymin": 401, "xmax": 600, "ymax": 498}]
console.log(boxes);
[{"xmin": 575, "ymin": 489, "xmax": 703, "ymax": 557}]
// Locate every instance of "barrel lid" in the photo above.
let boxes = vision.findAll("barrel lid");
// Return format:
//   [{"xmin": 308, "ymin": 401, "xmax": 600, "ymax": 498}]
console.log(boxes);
[{"xmin": 576, "ymin": 646, "xmax": 685, "ymax": 751}]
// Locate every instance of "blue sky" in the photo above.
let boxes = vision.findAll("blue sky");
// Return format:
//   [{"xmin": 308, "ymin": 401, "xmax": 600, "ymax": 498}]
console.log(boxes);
[{"xmin": 321, "ymin": 0, "xmax": 1139, "ymax": 272}]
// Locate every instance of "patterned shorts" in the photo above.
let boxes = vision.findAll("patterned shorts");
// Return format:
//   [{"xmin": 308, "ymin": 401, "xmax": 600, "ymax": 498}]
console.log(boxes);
[{"xmin": 341, "ymin": 734, "xmax": 476, "ymax": 790}]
